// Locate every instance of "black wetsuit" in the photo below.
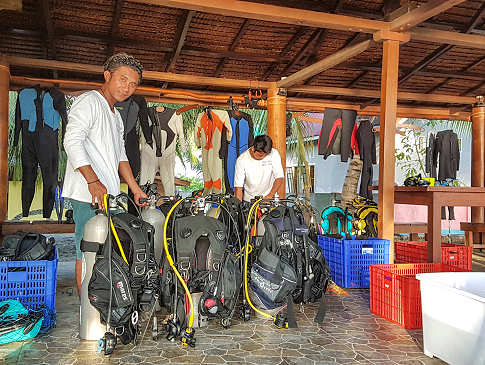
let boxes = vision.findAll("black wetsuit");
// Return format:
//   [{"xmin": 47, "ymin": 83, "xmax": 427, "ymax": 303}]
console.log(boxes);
[
  {"xmin": 14, "ymin": 87, "xmax": 67, "ymax": 218},
  {"xmin": 318, "ymin": 108, "xmax": 357, "ymax": 162},
  {"xmin": 433, "ymin": 130, "xmax": 460, "ymax": 220},
  {"xmin": 115, "ymin": 95, "xmax": 150, "ymax": 214},
  {"xmin": 356, "ymin": 120, "xmax": 376, "ymax": 200}
]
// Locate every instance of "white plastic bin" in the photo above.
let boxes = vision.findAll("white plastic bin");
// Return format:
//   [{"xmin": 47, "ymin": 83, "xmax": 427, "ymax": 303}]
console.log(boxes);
[{"xmin": 416, "ymin": 272, "xmax": 485, "ymax": 365}]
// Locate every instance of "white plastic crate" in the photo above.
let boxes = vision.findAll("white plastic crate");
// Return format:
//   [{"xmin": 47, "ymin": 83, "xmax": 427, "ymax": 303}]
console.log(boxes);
[{"xmin": 416, "ymin": 272, "xmax": 485, "ymax": 365}]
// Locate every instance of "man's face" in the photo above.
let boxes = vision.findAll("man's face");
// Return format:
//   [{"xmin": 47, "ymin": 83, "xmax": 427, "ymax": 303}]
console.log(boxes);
[
  {"xmin": 104, "ymin": 66, "xmax": 140, "ymax": 102},
  {"xmin": 251, "ymin": 147, "xmax": 268, "ymax": 160}
]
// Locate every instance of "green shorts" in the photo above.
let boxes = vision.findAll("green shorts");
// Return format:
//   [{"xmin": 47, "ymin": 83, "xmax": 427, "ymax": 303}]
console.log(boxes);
[{"xmin": 70, "ymin": 199, "xmax": 96, "ymax": 260}]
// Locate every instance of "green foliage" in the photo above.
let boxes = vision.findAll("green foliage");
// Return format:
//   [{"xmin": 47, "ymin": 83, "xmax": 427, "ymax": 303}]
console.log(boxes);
[{"xmin": 177, "ymin": 175, "xmax": 204, "ymax": 192}]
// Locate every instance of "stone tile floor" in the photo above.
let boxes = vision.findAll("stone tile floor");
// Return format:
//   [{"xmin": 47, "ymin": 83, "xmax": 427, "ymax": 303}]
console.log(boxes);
[
  {"xmin": 6, "ymin": 234, "xmax": 483, "ymax": 365},
  {"xmin": 0, "ymin": 262, "xmax": 445, "ymax": 365}
]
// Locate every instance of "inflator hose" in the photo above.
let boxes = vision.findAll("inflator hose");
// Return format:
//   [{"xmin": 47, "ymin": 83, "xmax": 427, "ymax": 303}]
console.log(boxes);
[
  {"xmin": 104, "ymin": 195, "xmax": 129, "ymax": 265},
  {"xmin": 243, "ymin": 199, "xmax": 277, "ymax": 321},
  {"xmin": 163, "ymin": 198, "xmax": 195, "ymax": 330}
]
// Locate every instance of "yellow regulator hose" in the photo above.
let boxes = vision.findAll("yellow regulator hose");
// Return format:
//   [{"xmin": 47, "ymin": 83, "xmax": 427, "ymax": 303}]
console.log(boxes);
[
  {"xmin": 162, "ymin": 198, "xmax": 195, "ymax": 330},
  {"xmin": 104, "ymin": 194, "xmax": 128, "ymax": 265}
]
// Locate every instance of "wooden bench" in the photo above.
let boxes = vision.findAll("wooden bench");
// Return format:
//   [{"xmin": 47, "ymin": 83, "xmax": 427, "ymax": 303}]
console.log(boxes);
[
  {"xmin": 394, "ymin": 222, "xmax": 428, "ymax": 240},
  {"xmin": 1, "ymin": 221, "xmax": 75, "ymax": 236},
  {"xmin": 460, "ymin": 222, "xmax": 485, "ymax": 250}
]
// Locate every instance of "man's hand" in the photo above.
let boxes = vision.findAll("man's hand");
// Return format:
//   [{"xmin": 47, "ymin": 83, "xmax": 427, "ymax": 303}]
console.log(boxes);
[
  {"xmin": 88, "ymin": 180, "xmax": 108, "ymax": 210},
  {"xmin": 134, "ymin": 189, "xmax": 149, "ymax": 207}
]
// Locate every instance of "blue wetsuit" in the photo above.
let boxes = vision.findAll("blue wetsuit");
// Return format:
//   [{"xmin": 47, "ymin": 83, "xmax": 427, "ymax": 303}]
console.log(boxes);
[{"xmin": 219, "ymin": 110, "xmax": 254, "ymax": 194}]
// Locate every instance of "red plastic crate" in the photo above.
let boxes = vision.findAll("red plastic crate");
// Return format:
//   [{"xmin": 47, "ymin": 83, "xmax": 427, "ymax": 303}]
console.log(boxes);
[
  {"xmin": 370, "ymin": 263, "xmax": 468, "ymax": 329},
  {"xmin": 394, "ymin": 241, "xmax": 472, "ymax": 270}
]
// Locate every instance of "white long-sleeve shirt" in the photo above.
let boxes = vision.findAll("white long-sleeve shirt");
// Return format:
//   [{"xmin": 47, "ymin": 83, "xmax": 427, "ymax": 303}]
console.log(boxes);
[{"xmin": 62, "ymin": 90, "xmax": 128, "ymax": 203}]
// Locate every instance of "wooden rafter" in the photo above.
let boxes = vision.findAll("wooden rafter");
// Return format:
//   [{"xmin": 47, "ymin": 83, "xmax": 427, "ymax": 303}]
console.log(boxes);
[
  {"xmin": 166, "ymin": 10, "xmax": 195, "ymax": 72},
  {"xmin": 107, "ymin": 0, "xmax": 125, "ymax": 57},
  {"xmin": 390, "ymin": 0, "xmax": 466, "ymax": 32},
  {"xmin": 6, "ymin": 56, "xmax": 272, "ymax": 89},
  {"xmin": 280, "ymin": 29, "xmax": 323, "ymax": 76},
  {"xmin": 130, "ymin": 0, "xmax": 387, "ymax": 33},
  {"xmin": 213, "ymin": 19, "xmax": 250, "ymax": 77},
  {"xmin": 0, "ymin": 0, "xmax": 20, "ymax": 11},
  {"xmin": 289, "ymin": 85, "xmax": 475, "ymax": 105},
  {"xmin": 426, "ymin": 55, "xmax": 485, "ymax": 94},
  {"xmin": 277, "ymin": 39, "xmax": 372, "ymax": 88},
  {"xmin": 40, "ymin": 0, "xmax": 55, "ymax": 59},
  {"xmin": 262, "ymin": 27, "xmax": 306, "ymax": 80},
  {"xmin": 411, "ymin": 27, "xmax": 485, "ymax": 49},
  {"xmin": 129, "ymin": 0, "xmax": 485, "ymax": 49},
  {"xmin": 348, "ymin": 62, "xmax": 485, "ymax": 82},
  {"xmin": 461, "ymin": 80, "xmax": 485, "ymax": 97}
]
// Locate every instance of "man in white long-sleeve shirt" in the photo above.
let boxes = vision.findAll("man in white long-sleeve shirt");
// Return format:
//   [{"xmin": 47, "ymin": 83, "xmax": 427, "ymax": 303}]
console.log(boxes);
[{"xmin": 63, "ymin": 53, "xmax": 148, "ymax": 295}]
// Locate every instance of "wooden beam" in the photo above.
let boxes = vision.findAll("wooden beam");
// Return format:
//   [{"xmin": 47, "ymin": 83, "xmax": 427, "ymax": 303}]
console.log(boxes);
[
  {"xmin": 213, "ymin": 19, "xmax": 250, "ymax": 77},
  {"xmin": 0, "ymin": 0, "xmax": 21, "ymax": 11},
  {"xmin": 390, "ymin": 0, "xmax": 466, "ymax": 32},
  {"xmin": 373, "ymin": 30, "xmax": 410, "ymax": 43},
  {"xmin": 378, "ymin": 39, "xmax": 399, "ymax": 262},
  {"xmin": 166, "ymin": 10, "xmax": 195, "ymax": 72},
  {"xmin": 183, "ymin": 46, "xmax": 283, "ymax": 63},
  {"xmin": 263, "ymin": 27, "xmax": 306, "ymax": 80},
  {"xmin": 426, "ymin": 54, "xmax": 485, "ymax": 93},
  {"xmin": 7, "ymin": 56, "xmax": 272, "ymax": 89},
  {"xmin": 281, "ymin": 29, "xmax": 323, "ymax": 76},
  {"xmin": 0, "ymin": 56, "xmax": 8, "ymax": 222},
  {"xmin": 131, "ymin": 0, "xmax": 388, "ymax": 33},
  {"xmin": 40, "ymin": 0, "xmax": 56, "ymax": 60},
  {"xmin": 462, "ymin": 80, "xmax": 485, "ymax": 96},
  {"xmin": 348, "ymin": 62, "xmax": 485, "ymax": 82},
  {"xmin": 411, "ymin": 27, "xmax": 485, "ymax": 49},
  {"xmin": 277, "ymin": 39, "xmax": 372, "ymax": 89},
  {"xmin": 289, "ymin": 85, "xmax": 476, "ymax": 105},
  {"xmin": 107, "ymin": 0, "xmax": 125, "ymax": 57}
]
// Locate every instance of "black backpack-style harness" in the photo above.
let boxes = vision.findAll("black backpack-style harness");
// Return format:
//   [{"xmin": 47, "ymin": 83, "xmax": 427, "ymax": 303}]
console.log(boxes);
[
  {"xmin": 87, "ymin": 212, "xmax": 157, "ymax": 344},
  {"xmin": 251, "ymin": 205, "xmax": 330, "ymax": 326}
]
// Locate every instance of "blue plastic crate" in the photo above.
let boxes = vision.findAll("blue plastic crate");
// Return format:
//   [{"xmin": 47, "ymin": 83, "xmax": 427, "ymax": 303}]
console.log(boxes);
[
  {"xmin": 318, "ymin": 236, "xmax": 389, "ymax": 288},
  {"xmin": 0, "ymin": 248, "xmax": 58, "ymax": 329}
]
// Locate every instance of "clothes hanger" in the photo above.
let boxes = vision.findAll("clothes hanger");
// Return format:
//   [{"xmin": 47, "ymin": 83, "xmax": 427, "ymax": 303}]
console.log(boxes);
[
  {"xmin": 176, "ymin": 104, "xmax": 199, "ymax": 115},
  {"xmin": 156, "ymin": 92, "xmax": 165, "ymax": 112}
]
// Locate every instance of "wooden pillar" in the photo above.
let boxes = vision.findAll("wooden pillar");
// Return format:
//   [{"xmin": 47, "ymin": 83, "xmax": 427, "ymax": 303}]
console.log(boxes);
[
  {"xmin": 267, "ymin": 82, "xmax": 287, "ymax": 197},
  {"xmin": 378, "ymin": 40, "xmax": 399, "ymax": 263},
  {"xmin": 472, "ymin": 96, "xmax": 485, "ymax": 244},
  {"xmin": 0, "ymin": 56, "xmax": 9, "ymax": 223}
]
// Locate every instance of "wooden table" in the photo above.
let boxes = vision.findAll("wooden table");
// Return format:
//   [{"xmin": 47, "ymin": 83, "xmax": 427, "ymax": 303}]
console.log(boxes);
[{"xmin": 391, "ymin": 186, "xmax": 485, "ymax": 262}]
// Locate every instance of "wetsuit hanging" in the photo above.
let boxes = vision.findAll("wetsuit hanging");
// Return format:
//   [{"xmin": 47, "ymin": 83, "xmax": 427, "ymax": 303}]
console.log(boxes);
[
  {"xmin": 140, "ymin": 106, "xmax": 186, "ymax": 195},
  {"xmin": 195, "ymin": 108, "xmax": 232, "ymax": 194},
  {"xmin": 115, "ymin": 95, "xmax": 149, "ymax": 214},
  {"xmin": 318, "ymin": 108, "xmax": 357, "ymax": 162},
  {"xmin": 219, "ymin": 109, "xmax": 254, "ymax": 194},
  {"xmin": 425, "ymin": 133, "xmax": 437, "ymax": 179},
  {"xmin": 433, "ymin": 130, "xmax": 460, "ymax": 220},
  {"xmin": 356, "ymin": 120, "xmax": 376, "ymax": 200},
  {"xmin": 14, "ymin": 87, "xmax": 67, "ymax": 218}
]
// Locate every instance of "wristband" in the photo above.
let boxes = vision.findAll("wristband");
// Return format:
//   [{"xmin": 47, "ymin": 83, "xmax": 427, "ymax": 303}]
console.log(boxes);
[{"xmin": 87, "ymin": 179, "xmax": 99, "ymax": 185}]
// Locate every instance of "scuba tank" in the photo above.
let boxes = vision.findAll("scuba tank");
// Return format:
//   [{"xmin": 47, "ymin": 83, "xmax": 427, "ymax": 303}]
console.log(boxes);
[
  {"xmin": 80, "ymin": 211, "xmax": 108, "ymax": 341},
  {"xmin": 140, "ymin": 194, "xmax": 165, "ymax": 266}
]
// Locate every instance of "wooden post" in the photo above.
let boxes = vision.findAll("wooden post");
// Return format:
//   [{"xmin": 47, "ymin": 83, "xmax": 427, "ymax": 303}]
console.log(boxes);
[
  {"xmin": 472, "ymin": 96, "xmax": 485, "ymax": 244},
  {"xmin": 378, "ymin": 40, "xmax": 399, "ymax": 263},
  {"xmin": 0, "ymin": 56, "xmax": 9, "ymax": 223},
  {"xmin": 267, "ymin": 82, "xmax": 286, "ymax": 198}
]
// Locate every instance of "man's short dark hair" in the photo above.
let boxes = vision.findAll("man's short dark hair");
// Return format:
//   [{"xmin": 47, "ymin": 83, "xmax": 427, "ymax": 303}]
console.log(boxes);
[
  {"xmin": 104, "ymin": 52, "xmax": 143, "ymax": 81},
  {"xmin": 253, "ymin": 135, "xmax": 273, "ymax": 154}
]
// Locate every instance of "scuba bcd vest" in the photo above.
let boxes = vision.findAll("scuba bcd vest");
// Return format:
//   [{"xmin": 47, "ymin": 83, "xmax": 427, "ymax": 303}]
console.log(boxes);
[
  {"xmin": 351, "ymin": 197, "xmax": 378, "ymax": 238},
  {"xmin": 320, "ymin": 206, "xmax": 353, "ymax": 238},
  {"xmin": 0, "ymin": 233, "xmax": 54, "ymax": 261},
  {"xmin": 170, "ymin": 215, "xmax": 241, "ymax": 323},
  {"xmin": 251, "ymin": 205, "xmax": 330, "ymax": 324},
  {"xmin": 88, "ymin": 212, "xmax": 157, "ymax": 344}
]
